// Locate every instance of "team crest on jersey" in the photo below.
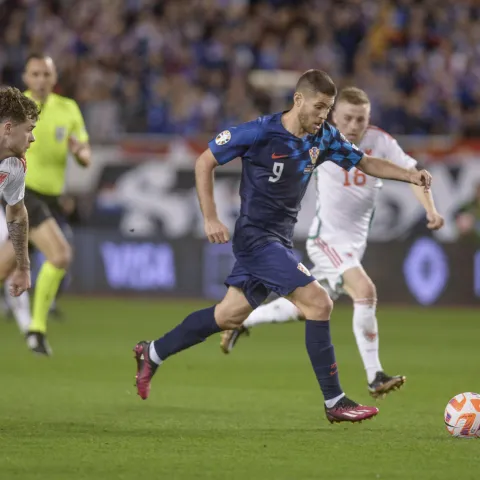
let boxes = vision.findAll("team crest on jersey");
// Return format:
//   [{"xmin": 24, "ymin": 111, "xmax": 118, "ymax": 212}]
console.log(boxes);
[
  {"xmin": 0, "ymin": 172, "xmax": 9, "ymax": 188},
  {"xmin": 309, "ymin": 147, "xmax": 320, "ymax": 165},
  {"xmin": 215, "ymin": 130, "xmax": 231, "ymax": 146},
  {"xmin": 55, "ymin": 126, "xmax": 66, "ymax": 142},
  {"xmin": 297, "ymin": 262, "xmax": 312, "ymax": 277}
]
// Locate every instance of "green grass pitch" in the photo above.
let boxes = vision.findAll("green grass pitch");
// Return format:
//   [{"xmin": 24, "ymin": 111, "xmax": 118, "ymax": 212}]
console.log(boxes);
[{"xmin": 0, "ymin": 297, "xmax": 478, "ymax": 479}]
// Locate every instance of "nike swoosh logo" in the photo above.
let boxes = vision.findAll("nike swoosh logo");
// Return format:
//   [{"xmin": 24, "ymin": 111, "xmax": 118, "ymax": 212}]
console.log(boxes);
[{"xmin": 271, "ymin": 153, "xmax": 289, "ymax": 159}]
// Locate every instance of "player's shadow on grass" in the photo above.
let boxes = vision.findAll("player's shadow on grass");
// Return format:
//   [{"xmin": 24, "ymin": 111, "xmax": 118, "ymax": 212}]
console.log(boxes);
[{"xmin": 5, "ymin": 419, "xmax": 370, "ymax": 440}]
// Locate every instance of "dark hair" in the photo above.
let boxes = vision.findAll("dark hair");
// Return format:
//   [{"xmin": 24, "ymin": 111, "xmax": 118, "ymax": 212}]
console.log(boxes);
[
  {"xmin": 295, "ymin": 69, "xmax": 337, "ymax": 97},
  {"xmin": 0, "ymin": 87, "xmax": 39, "ymax": 124},
  {"xmin": 337, "ymin": 86, "xmax": 370, "ymax": 105}
]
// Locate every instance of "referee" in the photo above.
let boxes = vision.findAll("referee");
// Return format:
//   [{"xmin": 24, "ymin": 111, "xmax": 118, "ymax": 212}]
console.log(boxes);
[{"xmin": 0, "ymin": 53, "xmax": 91, "ymax": 355}]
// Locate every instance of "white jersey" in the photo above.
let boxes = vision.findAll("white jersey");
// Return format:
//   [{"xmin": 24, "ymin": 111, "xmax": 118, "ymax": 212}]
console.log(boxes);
[
  {"xmin": 308, "ymin": 126, "xmax": 417, "ymax": 249},
  {"xmin": 0, "ymin": 156, "xmax": 26, "ymax": 206}
]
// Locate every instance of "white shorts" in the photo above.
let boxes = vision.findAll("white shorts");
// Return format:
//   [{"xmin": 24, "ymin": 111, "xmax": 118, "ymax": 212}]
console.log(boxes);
[
  {"xmin": 306, "ymin": 237, "xmax": 367, "ymax": 298},
  {"xmin": 0, "ymin": 206, "xmax": 8, "ymax": 243}
]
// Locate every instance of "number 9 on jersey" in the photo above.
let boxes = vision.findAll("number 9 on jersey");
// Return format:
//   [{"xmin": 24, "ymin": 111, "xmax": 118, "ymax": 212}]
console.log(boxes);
[{"xmin": 269, "ymin": 162, "xmax": 284, "ymax": 183}]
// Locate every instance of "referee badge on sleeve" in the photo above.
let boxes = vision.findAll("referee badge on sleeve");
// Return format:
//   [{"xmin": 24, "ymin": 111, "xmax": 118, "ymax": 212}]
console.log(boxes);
[{"xmin": 55, "ymin": 127, "xmax": 66, "ymax": 141}]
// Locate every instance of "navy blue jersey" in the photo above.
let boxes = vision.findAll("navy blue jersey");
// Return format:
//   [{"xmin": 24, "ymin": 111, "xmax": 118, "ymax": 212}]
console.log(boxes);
[{"xmin": 208, "ymin": 113, "xmax": 364, "ymax": 251}]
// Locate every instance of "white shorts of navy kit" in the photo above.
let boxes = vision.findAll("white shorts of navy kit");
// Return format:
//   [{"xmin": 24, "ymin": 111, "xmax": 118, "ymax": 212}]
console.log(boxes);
[{"xmin": 306, "ymin": 237, "xmax": 367, "ymax": 299}]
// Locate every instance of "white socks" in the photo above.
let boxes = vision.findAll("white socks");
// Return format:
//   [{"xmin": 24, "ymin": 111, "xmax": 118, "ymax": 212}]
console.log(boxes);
[
  {"xmin": 149, "ymin": 342, "xmax": 162, "ymax": 365},
  {"xmin": 353, "ymin": 300, "xmax": 382, "ymax": 384},
  {"xmin": 243, "ymin": 297, "xmax": 302, "ymax": 328},
  {"xmin": 5, "ymin": 278, "xmax": 32, "ymax": 334},
  {"xmin": 241, "ymin": 295, "xmax": 383, "ymax": 385},
  {"xmin": 324, "ymin": 392, "xmax": 346, "ymax": 409}
]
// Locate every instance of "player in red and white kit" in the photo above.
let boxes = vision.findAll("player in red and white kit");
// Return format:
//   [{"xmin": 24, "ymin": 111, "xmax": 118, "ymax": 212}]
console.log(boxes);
[
  {"xmin": 0, "ymin": 87, "xmax": 38, "ymax": 298},
  {"xmin": 220, "ymin": 87, "xmax": 444, "ymax": 398}
]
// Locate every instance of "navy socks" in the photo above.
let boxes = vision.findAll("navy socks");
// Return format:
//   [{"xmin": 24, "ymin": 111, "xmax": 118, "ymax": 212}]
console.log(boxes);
[
  {"xmin": 153, "ymin": 306, "xmax": 221, "ymax": 361},
  {"xmin": 305, "ymin": 320, "xmax": 343, "ymax": 401}
]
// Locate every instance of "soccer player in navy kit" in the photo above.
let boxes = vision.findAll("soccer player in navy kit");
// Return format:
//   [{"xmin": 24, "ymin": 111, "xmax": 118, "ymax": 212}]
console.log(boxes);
[{"xmin": 133, "ymin": 70, "xmax": 432, "ymax": 423}]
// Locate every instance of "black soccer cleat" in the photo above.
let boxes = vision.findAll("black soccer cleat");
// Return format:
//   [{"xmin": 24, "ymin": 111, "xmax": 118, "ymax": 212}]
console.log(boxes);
[
  {"xmin": 325, "ymin": 396, "xmax": 379, "ymax": 424},
  {"xmin": 220, "ymin": 326, "xmax": 250, "ymax": 354},
  {"xmin": 368, "ymin": 371, "xmax": 406, "ymax": 399},
  {"xmin": 26, "ymin": 331, "xmax": 52, "ymax": 356}
]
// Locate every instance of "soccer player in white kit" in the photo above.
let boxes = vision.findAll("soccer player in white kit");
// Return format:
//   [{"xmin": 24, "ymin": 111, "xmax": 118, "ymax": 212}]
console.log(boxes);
[
  {"xmin": 220, "ymin": 87, "xmax": 445, "ymax": 398},
  {"xmin": 0, "ymin": 87, "xmax": 38, "ymax": 298}
]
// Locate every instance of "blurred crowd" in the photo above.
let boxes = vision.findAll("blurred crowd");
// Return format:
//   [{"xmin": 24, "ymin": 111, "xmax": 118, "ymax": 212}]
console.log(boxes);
[
  {"xmin": 456, "ymin": 181, "xmax": 480, "ymax": 242},
  {"xmin": 1, "ymin": 0, "xmax": 480, "ymax": 140}
]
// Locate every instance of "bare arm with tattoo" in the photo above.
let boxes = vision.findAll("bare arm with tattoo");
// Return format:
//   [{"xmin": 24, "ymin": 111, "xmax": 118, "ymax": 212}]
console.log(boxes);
[{"xmin": 5, "ymin": 200, "xmax": 31, "ymax": 296}]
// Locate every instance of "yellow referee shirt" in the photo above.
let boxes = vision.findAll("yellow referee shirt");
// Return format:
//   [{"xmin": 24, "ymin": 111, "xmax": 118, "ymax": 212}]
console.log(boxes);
[{"xmin": 24, "ymin": 91, "xmax": 89, "ymax": 196}]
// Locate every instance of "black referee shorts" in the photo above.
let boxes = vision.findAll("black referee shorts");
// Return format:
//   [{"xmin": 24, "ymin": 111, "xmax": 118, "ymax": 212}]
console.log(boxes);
[{"xmin": 24, "ymin": 188, "xmax": 61, "ymax": 230}]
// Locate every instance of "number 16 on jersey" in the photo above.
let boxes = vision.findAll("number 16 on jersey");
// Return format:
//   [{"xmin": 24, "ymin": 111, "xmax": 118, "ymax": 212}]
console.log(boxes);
[
  {"xmin": 269, "ymin": 162, "xmax": 284, "ymax": 183},
  {"xmin": 343, "ymin": 168, "xmax": 366, "ymax": 186}
]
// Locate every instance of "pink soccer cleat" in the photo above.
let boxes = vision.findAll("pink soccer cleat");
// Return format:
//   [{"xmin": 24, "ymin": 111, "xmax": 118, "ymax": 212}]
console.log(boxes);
[
  {"xmin": 133, "ymin": 341, "xmax": 158, "ymax": 400},
  {"xmin": 325, "ymin": 396, "xmax": 379, "ymax": 423}
]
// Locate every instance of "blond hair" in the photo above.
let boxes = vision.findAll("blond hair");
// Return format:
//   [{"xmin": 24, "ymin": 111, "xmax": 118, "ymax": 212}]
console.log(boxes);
[{"xmin": 336, "ymin": 87, "xmax": 370, "ymax": 105}]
